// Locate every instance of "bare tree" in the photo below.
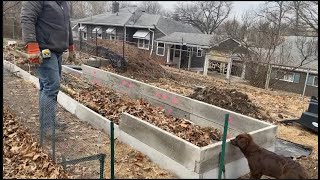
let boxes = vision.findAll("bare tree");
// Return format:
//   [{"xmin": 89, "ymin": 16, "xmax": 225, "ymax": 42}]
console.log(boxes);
[
  {"xmin": 119, "ymin": 1, "xmax": 134, "ymax": 9},
  {"xmin": 174, "ymin": 1, "xmax": 232, "ymax": 34},
  {"xmin": 71, "ymin": 1, "xmax": 110, "ymax": 19},
  {"xmin": 3, "ymin": 1, "xmax": 21, "ymax": 15},
  {"xmin": 295, "ymin": 36, "xmax": 318, "ymax": 64},
  {"xmin": 293, "ymin": 1, "xmax": 318, "ymax": 33},
  {"xmin": 70, "ymin": 2, "xmax": 90, "ymax": 19},
  {"xmin": 87, "ymin": 1, "xmax": 109, "ymax": 15},
  {"xmin": 159, "ymin": 10, "xmax": 172, "ymax": 18},
  {"xmin": 3, "ymin": 1, "xmax": 22, "ymax": 39},
  {"xmin": 257, "ymin": 1, "xmax": 292, "ymax": 37},
  {"xmin": 138, "ymin": 1, "xmax": 162, "ymax": 14}
]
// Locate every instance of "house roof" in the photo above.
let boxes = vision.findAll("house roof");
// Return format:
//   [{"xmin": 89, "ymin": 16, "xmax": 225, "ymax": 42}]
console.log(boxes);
[
  {"xmin": 155, "ymin": 16, "xmax": 202, "ymax": 35},
  {"xmin": 132, "ymin": 13, "xmax": 161, "ymax": 27},
  {"xmin": 72, "ymin": 7, "xmax": 138, "ymax": 26},
  {"xmin": 269, "ymin": 36, "xmax": 318, "ymax": 71},
  {"xmin": 155, "ymin": 32, "xmax": 214, "ymax": 48},
  {"xmin": 71, "ymin": 8, "xmax": 201, "ymax": 35}
]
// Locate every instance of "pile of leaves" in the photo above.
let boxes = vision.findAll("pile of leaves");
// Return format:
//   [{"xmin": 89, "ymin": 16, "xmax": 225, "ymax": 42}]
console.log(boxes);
[
  {"xmin": 3, "ymin": 106, "xmax": 72, "ymax": 179},
  {"xmin": 188, "ymin": 87, "xmax": 267, "ymax": 120},
  {"xmin": 95, "ymin": 39, "xmax": 171, "ymax": 82},
  {"xmin": 61, "ymin": 73, "xmax": 222, "ymax": 147}
]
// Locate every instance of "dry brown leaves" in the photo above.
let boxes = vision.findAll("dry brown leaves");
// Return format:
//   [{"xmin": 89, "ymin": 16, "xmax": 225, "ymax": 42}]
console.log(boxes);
[
  {"xmin": 104, "ymin": 142, "xmax": 175, "ymax": 179},
  {"xmin": 3, "ymin": 106, "xmax": 73, "ymax": 179},
  {"xmin": 61, "ymin": 73, "xmax": 222, "ymax": 147}
]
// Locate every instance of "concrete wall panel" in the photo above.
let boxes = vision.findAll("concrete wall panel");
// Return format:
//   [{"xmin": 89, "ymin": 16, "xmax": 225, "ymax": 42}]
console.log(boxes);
[{"xmin": 120, "ymin": 113, "xmax": 201, "ymax": 170}]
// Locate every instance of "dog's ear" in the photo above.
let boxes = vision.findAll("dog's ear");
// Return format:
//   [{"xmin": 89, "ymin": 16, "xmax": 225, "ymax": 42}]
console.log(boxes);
[{"xmin": 237, "ymin": 136, "xmax": 249, "ymax": 150}]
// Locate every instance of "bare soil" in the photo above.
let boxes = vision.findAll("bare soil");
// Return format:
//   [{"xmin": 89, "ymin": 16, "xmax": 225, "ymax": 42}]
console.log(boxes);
[
  {"xmin": 95, "ymin": 39, "xmax": 170, "ymax": 81},
  {"xmin": 188, "ymin": 87, "xmax": 267, "ymax": 121}
]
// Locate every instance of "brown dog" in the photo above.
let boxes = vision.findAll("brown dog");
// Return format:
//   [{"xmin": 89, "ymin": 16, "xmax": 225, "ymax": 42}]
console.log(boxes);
[{"xmin": 230, "ymin": 133, "xmax": 307, "ymax": 179}]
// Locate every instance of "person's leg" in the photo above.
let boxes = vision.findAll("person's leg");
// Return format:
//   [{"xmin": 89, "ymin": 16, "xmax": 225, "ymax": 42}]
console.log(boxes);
[
  {"xmin": 57, "ymin": 53, "xmax": 62, "ymax": 77},
  {"xmin": 37, "ymin": 52, "xmax": 61, "ymax": 132},
  {"xmin": 54, "ymin": 52, "xmax": 67, "ymax": 129}
]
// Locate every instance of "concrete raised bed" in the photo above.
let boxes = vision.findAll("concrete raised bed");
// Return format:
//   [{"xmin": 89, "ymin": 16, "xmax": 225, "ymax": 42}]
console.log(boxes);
[
  {"xmin": 78, "ymin": 64, "xmax": 278, "ymax": 178},
  {"xmin": 3, "ymin": 60, "xmax": 277, "ymax": 178}
]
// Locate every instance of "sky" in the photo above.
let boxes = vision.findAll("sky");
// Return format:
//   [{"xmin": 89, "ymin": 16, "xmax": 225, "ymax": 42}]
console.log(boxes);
[{"xmin": 157, "ymin": 1, "xmax": 265, "ymax": 20}]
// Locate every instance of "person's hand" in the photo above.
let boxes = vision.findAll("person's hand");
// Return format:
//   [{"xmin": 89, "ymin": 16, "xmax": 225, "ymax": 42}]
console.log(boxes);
[
  {"xmin": 26, "ymin": 42, "xmax": 42, "ymax": 64},
  {"xmin": 67, "ymin": 44, "xmax": 76, "ymax": 62}
]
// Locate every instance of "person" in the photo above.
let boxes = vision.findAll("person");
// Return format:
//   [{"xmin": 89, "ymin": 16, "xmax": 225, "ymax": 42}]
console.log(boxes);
[{"xmin": 21, "ymin": 1, "xmax": 76, "ymax": 139}]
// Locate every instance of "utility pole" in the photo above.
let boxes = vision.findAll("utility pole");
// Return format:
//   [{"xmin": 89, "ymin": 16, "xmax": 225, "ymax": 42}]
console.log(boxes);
[
  {"xmin": 96, "ymin": 29, "xmax": 98, "ymax": 56},
  {"xmin": 302, "ymin": 68, "xmax": 310, "ymax": 99},
  {"xmin": 179, "ymin": 38, "xmax": 183, "ymax": 71},
  {"xmin": 226, "ymin": 52, "xmax": 233, "ymax": 84},
  {"xmin": 123, "ymin": 25, "xmax": 126, "ymax": 58},
  {"xmin": 265, "ymin": 63, "xmax": 272, "ymax": 90}
]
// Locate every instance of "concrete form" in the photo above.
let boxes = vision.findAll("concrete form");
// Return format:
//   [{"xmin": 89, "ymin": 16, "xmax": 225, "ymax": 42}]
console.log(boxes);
[
  {"xmin": 79, "ymin": 64, "xmax": 278, "ymax": 178},
  {"xmin": 3, "ymin": 60, "xmax": 278, "ymax": 179}
]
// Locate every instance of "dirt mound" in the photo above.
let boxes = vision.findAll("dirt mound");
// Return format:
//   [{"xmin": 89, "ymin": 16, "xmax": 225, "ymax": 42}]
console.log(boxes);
[
  {"xmin": 96, "ymin": 39, "xmax": 171, "ymax": 82},
  {"xmin": 188, "ymin": 87, "xmax": 266, "ymax": 120},
  {"xmin": 3, "ymin": 106, "xmax": 72, "ymax": 179}
]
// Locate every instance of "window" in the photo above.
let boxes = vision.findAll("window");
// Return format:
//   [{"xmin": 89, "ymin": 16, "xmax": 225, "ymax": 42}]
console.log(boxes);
[
  {"xmin": 138, "ymin": 39, "xmax": 144, "ymax": 48},
  {"xmin": 83, "ymin": 32, "xmax": 87, "ymax": 40},
  {"xmin": 277, "ymin": 71, "xmax": 300, "ymax": 83},
  {"xmin": 187, "ymin": 47, "xmax": 193, "ymax": 57},
  {"xmin": 106, "ymin": 27, "xmax": 116, "ymax": 40},
  {"xmin": 144, "ymin": 39, "xmax": 150, "ymax": 49},
  {"xmin": 110, "ymin": 34, "xmax": 116, "ymax": 40},
  {"xmin": 307, "ymin": 75, "xmax": 318, "ymax": 87},
  {"xmin": 174, "ymin": 49, "xmax": 180, "ymax": 57},
  {"xmin": 156, "ymin": 42, "xmax": 165, "ymax": 56},
  {"xmin": 137, "ymin": 39, "xmax": 150, "ymax": 50},
  {"xmin": 283, "ymin": 73, "xmax": 294, "ymax": 82},
  {"xmin": 196, "ymin": 47, "xmax": 203, "ymax": 57},
  {"xmin": 174, "ymin": 45, "xmax": 181, "ymax": 57}
]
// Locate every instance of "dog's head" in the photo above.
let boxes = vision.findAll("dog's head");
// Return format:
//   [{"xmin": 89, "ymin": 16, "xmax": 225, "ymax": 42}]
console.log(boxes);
[{"xmin": 230, "ymin": 133, "xmax": 253, "ymax": 151}]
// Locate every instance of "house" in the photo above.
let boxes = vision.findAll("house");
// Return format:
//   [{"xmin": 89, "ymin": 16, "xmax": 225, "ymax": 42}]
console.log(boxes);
[
  {"xmin": 71, "ymin": 2, "xmax": 201, "ymax": 54},
  {"xmin": 155, "ymin": 32, "xmax": 213, "ymax": 71},
  {"xmin": 72, "ymin": 2, "xmax": 247, "ymax": 76},
  {"xmin": 207, "ymin": 35, "xmax": 318, "ymax": 97},
  {"xmin": 267, "ymin": 36, "xmax": 318, "ymax": 97},
  {"xmin": 155, "ymin": 33, "xmax": 250, "ymax": 76},
  {"xmin": 157, "ymin": 33, "xmax": 318, "ymax": 97}
]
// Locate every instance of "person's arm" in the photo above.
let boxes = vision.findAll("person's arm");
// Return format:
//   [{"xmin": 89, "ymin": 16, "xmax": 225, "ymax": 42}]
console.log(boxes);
[{"xmin": 20, "ymin": 1, "xmax": 43, "ymax": 44}]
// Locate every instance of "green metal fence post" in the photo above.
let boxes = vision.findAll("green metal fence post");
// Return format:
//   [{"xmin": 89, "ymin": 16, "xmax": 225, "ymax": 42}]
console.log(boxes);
[
  {"xmin": 110, "ymin": 122, "xmax": 115, "ymax": 179},
  {"xmin": 218, "ymin": 114, "xmax": 229, "ymax": 179}
]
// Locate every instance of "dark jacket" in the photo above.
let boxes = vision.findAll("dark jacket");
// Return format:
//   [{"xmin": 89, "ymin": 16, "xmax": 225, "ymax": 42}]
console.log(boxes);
[{"xmin": 21, "ymin": 1, "xmax": 73, "ymax": 53}]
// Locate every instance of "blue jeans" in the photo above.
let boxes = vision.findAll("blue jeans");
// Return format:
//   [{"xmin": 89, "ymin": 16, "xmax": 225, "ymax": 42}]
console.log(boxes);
[{"xmin": 37, "ymin": 51, "xmax": 62, "ymax": 130}]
